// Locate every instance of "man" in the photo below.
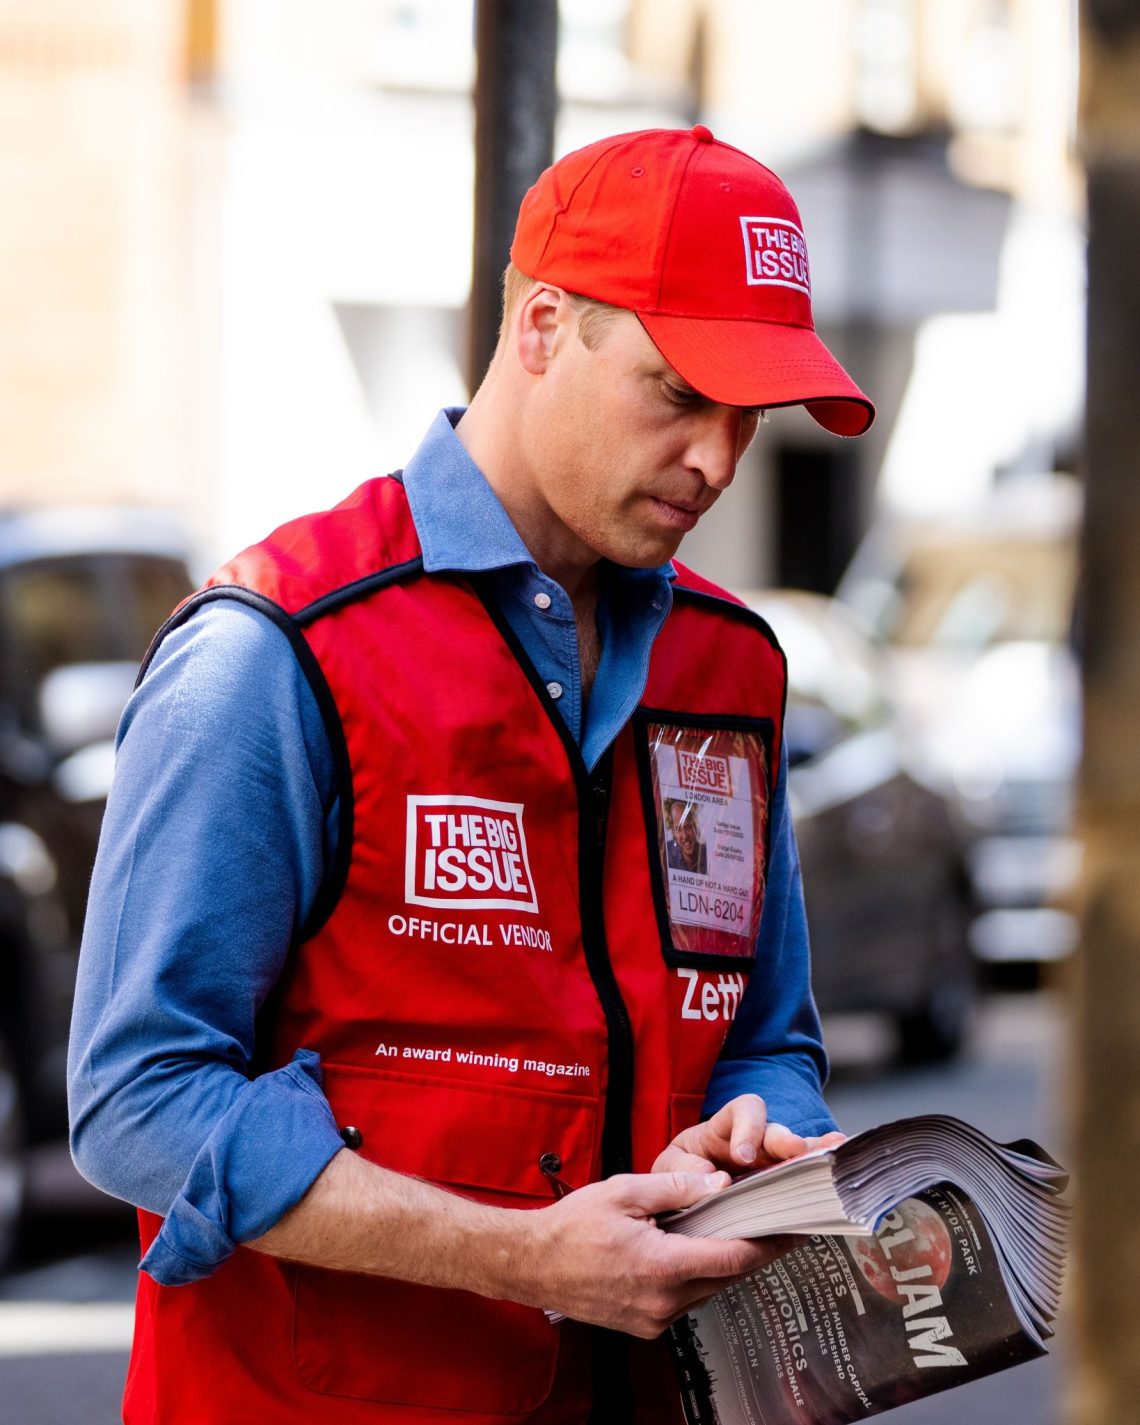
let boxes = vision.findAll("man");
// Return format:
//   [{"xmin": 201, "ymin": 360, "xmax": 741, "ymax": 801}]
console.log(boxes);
[
  {"xmin": 665, "ymin": 799, "xmax": 707, "ymax": 875},
  {"xmin": 69, "ymin": 126, "xmax": 873, "ymax": 1425}
]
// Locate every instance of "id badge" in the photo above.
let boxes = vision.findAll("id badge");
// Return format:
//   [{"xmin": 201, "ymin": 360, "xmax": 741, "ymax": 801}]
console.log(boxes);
[{"xmin": 639, "ymin": 715, "xmax": 773, "ymax": 967}]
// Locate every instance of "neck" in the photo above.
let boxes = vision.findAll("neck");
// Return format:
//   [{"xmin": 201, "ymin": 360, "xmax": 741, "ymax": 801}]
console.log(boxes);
[
  {"xmin": 456, "ymin": 379, "xmax": 600, "ymax": 610},
  {"xmin": 457, "ymin": 378, "xmax": 605, "ymax": 698}
]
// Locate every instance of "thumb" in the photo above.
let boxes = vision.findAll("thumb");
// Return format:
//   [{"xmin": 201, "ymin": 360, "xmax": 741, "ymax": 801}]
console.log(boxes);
[{"xmin": 615, "ymin": 1170, "xmax": 731, "ymax": 1216}]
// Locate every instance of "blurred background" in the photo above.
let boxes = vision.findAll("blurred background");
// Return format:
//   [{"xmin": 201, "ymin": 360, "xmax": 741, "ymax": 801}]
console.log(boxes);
[{"xmin": 0, "ymin": 1, "xmax": 1116, "ymax": 1422}]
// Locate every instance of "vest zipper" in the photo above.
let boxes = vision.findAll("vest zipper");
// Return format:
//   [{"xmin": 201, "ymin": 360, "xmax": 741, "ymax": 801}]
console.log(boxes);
[
  {"xmin": 473, "ymin": 588, "xmax": 636, "ymax": 1180},
  {"xmin": 579, "ymin": 747, "xmax": 634, "ymax": 1178}
]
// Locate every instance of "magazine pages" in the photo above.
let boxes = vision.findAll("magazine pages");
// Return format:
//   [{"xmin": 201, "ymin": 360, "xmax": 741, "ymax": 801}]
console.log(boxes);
[{"xmin": 663, "ymin": 1115, "xmax": 1069, "ymax": 1425}]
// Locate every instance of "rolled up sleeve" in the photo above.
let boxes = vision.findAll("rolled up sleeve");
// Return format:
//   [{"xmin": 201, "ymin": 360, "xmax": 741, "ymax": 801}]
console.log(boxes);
[{"xmin": 138, "ymin": 1050, "xmax": 343, "ymax": 1285}]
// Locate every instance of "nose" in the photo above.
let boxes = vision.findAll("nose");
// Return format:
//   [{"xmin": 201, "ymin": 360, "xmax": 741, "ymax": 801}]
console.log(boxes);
[{"xmin": 684, "ymin": 405, "xmax": 755, "ymax": 490}]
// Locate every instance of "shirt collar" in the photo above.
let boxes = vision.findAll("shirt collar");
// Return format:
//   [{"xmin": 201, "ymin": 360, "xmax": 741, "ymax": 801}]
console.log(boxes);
[
  {"xmin": 402, "ymin": 408, "xmax": 535, "ymax": 575},
  {"xmin": 401, "ymin": 407, "xmax": 677, "ymax": 587}
]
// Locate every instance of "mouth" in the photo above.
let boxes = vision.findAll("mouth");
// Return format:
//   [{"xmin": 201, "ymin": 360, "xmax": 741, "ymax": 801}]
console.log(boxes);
[{"xmin": 647, "ymin": 496, "xmax": 703, "ymax": 533}]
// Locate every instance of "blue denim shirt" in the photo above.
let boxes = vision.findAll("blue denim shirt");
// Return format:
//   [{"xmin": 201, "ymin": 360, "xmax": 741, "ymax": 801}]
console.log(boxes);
[{"xmin": 68, "ymin": 409, "xmax": 834, "ymax": 1287}]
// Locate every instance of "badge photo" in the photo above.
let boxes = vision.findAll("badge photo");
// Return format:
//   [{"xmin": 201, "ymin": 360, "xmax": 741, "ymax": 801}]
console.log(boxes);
[{"xmin": 636, "ymin": 712, "xmax": 773, "ymax": 968}]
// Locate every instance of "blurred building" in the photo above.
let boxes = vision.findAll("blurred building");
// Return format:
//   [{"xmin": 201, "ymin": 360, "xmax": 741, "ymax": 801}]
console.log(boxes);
[
  {"xmin": 0, "ymin": 1, "xmax": 191, "ymax": 512},
  {"xmin": 0, "ymin": 0, "xmax": 1081, "ymax": 581},
  {"xmin": 628, "ymin": 0, "xmax": 1081, "ymax": 586}
]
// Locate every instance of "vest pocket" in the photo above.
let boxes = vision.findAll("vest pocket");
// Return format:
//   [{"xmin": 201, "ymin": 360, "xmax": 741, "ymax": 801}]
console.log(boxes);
[
  {"xmin": 668, "ymin": 1091, "xmax": 708, "ymax": 1141},
  {"xmin": 292, "ymin": 1063, "xmax": 598, "ymax": 1414}
]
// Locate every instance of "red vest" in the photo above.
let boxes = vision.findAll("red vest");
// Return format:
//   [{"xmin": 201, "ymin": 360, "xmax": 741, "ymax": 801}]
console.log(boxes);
[{"xmin": 125, "ymin": 476, "xmax": 787, "ymax": 1425}]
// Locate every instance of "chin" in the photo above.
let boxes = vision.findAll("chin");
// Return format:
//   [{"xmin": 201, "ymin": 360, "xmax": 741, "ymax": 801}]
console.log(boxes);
[
  {"xmin": 581, "ymin": 518, "xmax": 684, "ymax": 570},
  {"xmin": 610, "ymin": 545, "xmax": 680, "ymax": 570},
  {"xmin": 619, "ymin": 529, "xmax": 687, "ymax": 568}
]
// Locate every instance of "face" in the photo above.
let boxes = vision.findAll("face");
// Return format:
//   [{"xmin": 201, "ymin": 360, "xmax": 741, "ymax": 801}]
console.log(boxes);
[
  {"xmin": 669, "ymin": 802, "xmax": 701, "ymax": 865},
  {"xmin": 517, "ymin": 301, "xmax": 762, "ymax": 575}
]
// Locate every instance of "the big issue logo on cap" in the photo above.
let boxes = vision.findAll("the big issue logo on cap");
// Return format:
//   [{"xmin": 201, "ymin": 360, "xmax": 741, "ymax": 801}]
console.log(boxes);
[{"xmin": 740, "ymin": 216, "xmax": 811, "ymax": 296}]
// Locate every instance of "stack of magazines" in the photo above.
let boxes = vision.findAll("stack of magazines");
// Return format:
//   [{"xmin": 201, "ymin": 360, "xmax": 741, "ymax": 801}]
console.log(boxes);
[{"xmin": 663, "ymin": 1114, "xmax": 1069, "ymax": 1425}]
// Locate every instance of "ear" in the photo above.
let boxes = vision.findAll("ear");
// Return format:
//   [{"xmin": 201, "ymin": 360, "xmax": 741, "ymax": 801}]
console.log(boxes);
[{"xmin": 515, "ymin": 284, "xmax": 567, "ymax": 376}]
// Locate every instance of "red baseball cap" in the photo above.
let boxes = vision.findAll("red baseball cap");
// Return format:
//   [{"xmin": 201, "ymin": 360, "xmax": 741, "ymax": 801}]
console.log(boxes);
[{"xmin": 511, "ymin": 125, "xmax": 874, "ymax": 437}]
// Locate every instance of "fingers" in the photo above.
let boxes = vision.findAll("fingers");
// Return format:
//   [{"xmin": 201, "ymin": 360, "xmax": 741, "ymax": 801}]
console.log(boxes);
[
  {"xmin": 745, "ymin": 1232, "xmax": 799, "ymax": 1267},
  {"xmin": 724, "ymin": 1095, "xmax": 769, "ymax": 1167},
  {"xmin": 527, "ymin": 1173, "xmax": 800, "ymax": 1340},
  {"xmin": 663, "ymin": 1094, "xmax": 770, "ymax": 1173},
  {"xmin": 652, "ymin": 1220, "xmax": 787, "ymax": 1284},
  {"xmin": 618, "ymin": 1235, "xmax": 786, "ymax": 1337},
  {"xmin": 609, "ymin": 1169, "xmax": 731, "ymax": 1216},
  {"xmin": 804, "ymin": 1130, "xmax": 847, "ymax": 1152},
  {"xmin": 650, "ymin": 1145, "xmax": 718, "ymax": 1175},
  {"xmin": 656, "ymin": 1100, "xmax": 840, "ymax": 1182},
  {"xmin": 689, "ymin": 1094, "xmax": 768, "ymax": 1167},
  {"xmin": 706, "ymin": 1097, "xmax": 824, "ymax": 1168},
  {"xmin": 668, "ymin": 1234, "xmax": 803, "ymax": 1323},
  {"xmin": 758, "ymin": 1120, "xmax": 809, "ymax": 1163}
]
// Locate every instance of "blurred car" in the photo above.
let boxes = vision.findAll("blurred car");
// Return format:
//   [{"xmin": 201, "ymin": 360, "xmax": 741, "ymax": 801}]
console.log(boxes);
[
  {"xmin": 748, "ymin": 590, "xmax": 976, "ymax": 1063},
  {"xmin": 837, "ymin": 477, "xmax": 1081, "ymax": 966},
  {"xmin": 0, "ymin": 507, "xmax": 194, "ymax": 1264}
]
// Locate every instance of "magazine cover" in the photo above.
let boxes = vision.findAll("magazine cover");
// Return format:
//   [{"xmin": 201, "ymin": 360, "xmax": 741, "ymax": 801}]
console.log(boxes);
[{"xmin": 670, "ymin": 1183, "xmax": 1046, "ymax": 1425}]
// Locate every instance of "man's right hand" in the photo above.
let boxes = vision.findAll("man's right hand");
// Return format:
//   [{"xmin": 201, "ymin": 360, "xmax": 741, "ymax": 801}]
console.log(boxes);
[
  {"xmin": 510, "ymin": 1170, "xmax": 791, "ymax": 1338},
  {"xmin": 251, "ymin": 1150, "xmax": 789, "ymax": 1340}
]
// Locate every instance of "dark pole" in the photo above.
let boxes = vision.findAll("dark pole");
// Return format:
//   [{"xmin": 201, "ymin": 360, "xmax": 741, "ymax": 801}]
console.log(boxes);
[{"xmin": 467, "ymin": 0, "xmax": 559, "ymax": 395}]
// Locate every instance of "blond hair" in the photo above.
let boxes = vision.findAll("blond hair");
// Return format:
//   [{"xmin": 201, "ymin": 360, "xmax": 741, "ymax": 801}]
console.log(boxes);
[{"xmin": 499, "ymin": 262, "xmax": 622, "ymax": 352}]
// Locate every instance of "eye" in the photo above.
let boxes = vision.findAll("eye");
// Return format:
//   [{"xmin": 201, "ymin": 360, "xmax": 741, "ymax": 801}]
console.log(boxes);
[{"xmin": 661, "ymin": 381, "xmax": 702, "ymax": 407}]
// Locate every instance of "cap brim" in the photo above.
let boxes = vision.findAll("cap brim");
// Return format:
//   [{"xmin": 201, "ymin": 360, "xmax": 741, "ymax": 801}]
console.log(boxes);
[{"xmin": 637, "ymin": 313, "xmax": 875, "ymax": 437}]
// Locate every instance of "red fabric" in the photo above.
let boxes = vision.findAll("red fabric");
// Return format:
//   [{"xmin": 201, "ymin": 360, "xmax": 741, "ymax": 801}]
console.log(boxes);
[
  {"xmin": 510, "ymin": 126, "xmax": 874, "ymax": 434},
  {"xmin": 126, "ymin": 478, "xmax": 787, "ymax": 1424}
]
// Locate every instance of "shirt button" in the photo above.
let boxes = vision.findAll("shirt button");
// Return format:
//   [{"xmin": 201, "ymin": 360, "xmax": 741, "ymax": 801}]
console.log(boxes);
[
  {"xmin": 340, "ymin": 1125, "xmax": 364, "ymax": 1149},
  {"xmin": 546, "ymin": 681, "xmax": 563, "ymax": 700},
  {"xmin": 533, "ymin": 591, "xmax": 552, "ymax": 610}
]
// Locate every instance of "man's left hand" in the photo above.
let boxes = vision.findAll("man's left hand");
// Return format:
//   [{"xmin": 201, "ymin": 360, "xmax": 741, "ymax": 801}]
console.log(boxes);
[{"xmin": 651, "ymin": 1094, "xmax": 845, "ymax": 1176}]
